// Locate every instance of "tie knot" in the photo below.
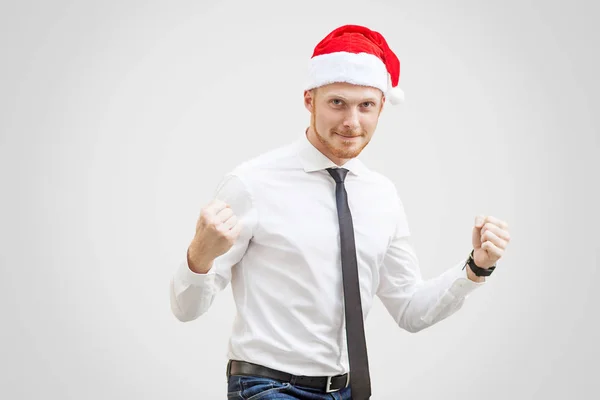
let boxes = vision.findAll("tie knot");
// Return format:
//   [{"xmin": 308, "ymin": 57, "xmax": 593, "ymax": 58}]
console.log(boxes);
[{"xmin": 326, "ymin": 167, "xmax": 349, "ymax": 183}]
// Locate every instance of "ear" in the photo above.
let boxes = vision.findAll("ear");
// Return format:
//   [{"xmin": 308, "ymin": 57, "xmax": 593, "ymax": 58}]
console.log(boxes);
[{"xmin": 303, "ymin": 90, "xmax": 314, "ymax": 113}]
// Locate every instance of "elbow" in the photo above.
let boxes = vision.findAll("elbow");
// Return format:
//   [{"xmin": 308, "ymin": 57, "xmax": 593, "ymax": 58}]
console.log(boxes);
[
  {"xmin": 170, "ymin": 299, "xmax": 191, "ymax": 322},
  {"xmin": 170, "ymin": 299, "xmax": 202, "ymax": 322},
  {"xmin": 402, "ymin": 324, "xmax": 418, "ymax": 334},
  {"xmin": 400, "ymin": 321, "xmax": 427, "ymax": 334},
  {"xmin": 172, "ymin": 310, "xmax": 197, "ymax": 323},
  {"xmin": 400, "ymin": 302, "xmax": 464, "ymax": 333},
  {"xmin": 170, "ymin": 280, "xmax": 200, "ymax": 322},
  {"xmin": 398, "ymin": 315, "xmax": 418, "ymax": 333},
  {"xmin": 398, "ymin": 310, "xmax": 430, "ymax": 333}
]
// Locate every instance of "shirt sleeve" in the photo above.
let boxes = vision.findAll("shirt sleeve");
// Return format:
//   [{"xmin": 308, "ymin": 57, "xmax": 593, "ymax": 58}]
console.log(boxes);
[
  {"xmin": 376, "ymin": 194, "xmax": 486, "ymax": 333},
  {"xmin": 170, "ymin": 173, "xmax": 257, "ymax": 322}
]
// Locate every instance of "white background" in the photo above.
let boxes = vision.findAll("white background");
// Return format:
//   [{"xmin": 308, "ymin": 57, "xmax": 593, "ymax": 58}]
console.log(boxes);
[{"xmin": 1, "ymin": 0, "xmax": 598, "ymax": 399}]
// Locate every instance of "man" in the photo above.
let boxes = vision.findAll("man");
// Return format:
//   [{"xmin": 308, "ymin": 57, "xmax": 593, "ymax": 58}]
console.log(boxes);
[{"xmin": 170, "ymin": 24, "xmax": 511, "ymax": 400}]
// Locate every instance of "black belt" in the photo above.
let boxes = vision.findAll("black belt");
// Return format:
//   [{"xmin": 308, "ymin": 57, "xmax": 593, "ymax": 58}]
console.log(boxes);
[{"xmin": 226, "ymin": 360, "xmax": 350, "ymax": 393}]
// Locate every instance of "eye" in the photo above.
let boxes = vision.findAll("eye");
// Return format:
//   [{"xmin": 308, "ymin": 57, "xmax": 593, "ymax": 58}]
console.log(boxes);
[
  {"xmin": 361, "ymin": 101, "xmax": 375, "ymax": 108},
  {"xmin": 330, "ymin": 99, "xmax": 343, "ymax": 106}
]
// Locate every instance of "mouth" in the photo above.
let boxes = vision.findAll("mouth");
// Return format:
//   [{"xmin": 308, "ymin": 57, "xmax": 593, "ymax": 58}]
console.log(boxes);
[{"xmin": 334, "ymin": 132, "xmax": 362, "ymax": 139}]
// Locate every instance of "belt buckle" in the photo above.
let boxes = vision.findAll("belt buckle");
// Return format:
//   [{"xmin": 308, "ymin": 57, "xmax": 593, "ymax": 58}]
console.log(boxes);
[
  {"xmin": 325, "ymin": 376, "xmax": 336, "ymax": 393},
  {"xmin": 325, "ymin": 373, "xmax": 349, "ymax": 393}
]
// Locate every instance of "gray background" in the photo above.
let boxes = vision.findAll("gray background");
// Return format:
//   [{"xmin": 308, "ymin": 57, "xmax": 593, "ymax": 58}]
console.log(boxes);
[{"xmin": 1, "ymin": 0, "xmax": 598, "ymax": 399}]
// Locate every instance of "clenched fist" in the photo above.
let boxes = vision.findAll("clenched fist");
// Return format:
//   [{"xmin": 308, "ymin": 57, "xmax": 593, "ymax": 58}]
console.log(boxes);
[
  {"xmin": 472, "ymin": 215, "xmax": 510, "ymax": 269},
  {"xmin": 187, "ymin": 199, "xmax": 243, "ymax": 274}
]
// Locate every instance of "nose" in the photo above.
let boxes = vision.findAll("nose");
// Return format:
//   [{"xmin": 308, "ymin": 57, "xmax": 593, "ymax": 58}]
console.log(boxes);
[{"xmin": 342, "ymin": 109, "xmax": 360, "ymax": 131}]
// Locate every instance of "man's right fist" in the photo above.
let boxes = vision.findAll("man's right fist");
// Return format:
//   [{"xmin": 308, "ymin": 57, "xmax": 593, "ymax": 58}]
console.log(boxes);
[{"xmin": 187, "ymin": 199, "xmax": 243, "ymax": 273}]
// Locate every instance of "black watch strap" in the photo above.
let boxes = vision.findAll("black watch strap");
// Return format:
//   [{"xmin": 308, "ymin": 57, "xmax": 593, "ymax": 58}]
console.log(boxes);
[{"xmin": 463, "ymin": 249, "xmax": 496, "ymax": 276}]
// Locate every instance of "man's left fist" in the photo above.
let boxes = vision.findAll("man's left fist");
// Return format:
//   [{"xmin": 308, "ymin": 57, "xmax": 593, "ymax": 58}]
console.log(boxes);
[{"xmin": 472, "ymin": 215, "xmax": 511, "ymax": 269}]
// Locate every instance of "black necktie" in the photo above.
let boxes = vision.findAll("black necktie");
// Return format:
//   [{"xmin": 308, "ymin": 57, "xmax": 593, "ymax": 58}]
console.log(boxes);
[{"xmin": 326, "ymin": 167, "xmax": 371, "ymax": 400}]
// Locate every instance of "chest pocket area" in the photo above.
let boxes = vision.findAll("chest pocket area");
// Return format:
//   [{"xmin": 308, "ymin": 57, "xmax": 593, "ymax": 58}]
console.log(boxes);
[{"xmin": 351, "ymin": 207, "xmax": 396, "ymax": 269}]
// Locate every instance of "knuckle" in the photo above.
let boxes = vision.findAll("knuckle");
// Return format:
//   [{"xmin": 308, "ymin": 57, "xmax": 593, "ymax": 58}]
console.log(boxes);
[
  {"xmin": 207, "ymin": 216, "xmax": 220, "ymax": 227},
  {"xmin": 199, "ymin": 208, "xmax": 213, "ymax": 221},
  {"xmin": 218, "ymin": 207, "xmax": 232, "ymax": 220},
  {"xmin": 217, "ymin": 222, "xmax": 229, "ymax": 232},
  {"xmin": 212, "ymin": 199, "xmax": 227, "ymax": 211}
]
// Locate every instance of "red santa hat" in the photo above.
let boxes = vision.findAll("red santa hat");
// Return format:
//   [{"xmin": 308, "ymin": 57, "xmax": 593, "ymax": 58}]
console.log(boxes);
[{"xmin": 305, "ymin": 24, "xmax": 404, "ymax": 105}]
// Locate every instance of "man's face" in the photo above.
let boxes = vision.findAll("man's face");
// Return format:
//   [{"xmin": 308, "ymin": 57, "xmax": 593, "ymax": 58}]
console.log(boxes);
[{"xmin": 304, "ymin": 82, "xmax": 385, "ymax": 164}]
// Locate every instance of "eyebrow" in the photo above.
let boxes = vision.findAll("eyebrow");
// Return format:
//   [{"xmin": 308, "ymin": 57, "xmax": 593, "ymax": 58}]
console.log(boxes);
[{"xmin": 326, "ymin": 94, "xmax": 380, "ymax": 103}]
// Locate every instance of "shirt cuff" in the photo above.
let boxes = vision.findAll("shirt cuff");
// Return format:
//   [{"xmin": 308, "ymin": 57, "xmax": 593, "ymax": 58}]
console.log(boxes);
[
  {"xmin": 447, "ymin": 258, "xmax": 487, "ymax": 298},
  {"xmin": 174, "ymin": 257, "xmax": 217, "ymax": 288}
]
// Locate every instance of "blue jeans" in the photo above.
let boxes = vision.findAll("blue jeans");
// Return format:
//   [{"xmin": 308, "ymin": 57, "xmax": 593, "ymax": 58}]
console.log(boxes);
[{"xmin": 227, "ymin": 375, "xmax": 352, "ymax": 399}]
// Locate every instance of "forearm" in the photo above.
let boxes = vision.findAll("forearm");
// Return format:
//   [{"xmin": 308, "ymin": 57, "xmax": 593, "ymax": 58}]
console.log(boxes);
[
  {"xmin": 390, "ymin": 259, "xmax": 486, "ymax": 333},
  {"xmin": 398, "ymin": 266, "xmax": 466, "ymax": 332}
]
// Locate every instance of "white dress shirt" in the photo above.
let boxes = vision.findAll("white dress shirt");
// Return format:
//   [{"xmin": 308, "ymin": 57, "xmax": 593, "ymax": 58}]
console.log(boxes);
[{"xmin": 170, "ymin": 131, "xmax": 486, "ymax": 376}]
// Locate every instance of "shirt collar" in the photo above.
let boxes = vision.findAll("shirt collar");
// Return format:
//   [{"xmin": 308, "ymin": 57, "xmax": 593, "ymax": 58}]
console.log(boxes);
[{"xmin": 296, "ymin": 129, "xmax": 368, "ymax": 177}]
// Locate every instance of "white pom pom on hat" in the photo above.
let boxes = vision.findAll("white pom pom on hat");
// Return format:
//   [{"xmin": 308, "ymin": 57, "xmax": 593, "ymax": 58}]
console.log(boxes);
[
  {"xmin": 386, "ymin": 85, "xmax": 405, "ymax": 105},
  {"xmin": 305, "ymin": 24, "xmax": 404, "ymax": 105}
]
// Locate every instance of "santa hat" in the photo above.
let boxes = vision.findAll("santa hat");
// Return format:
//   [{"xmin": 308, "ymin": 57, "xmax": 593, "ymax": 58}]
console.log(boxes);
[{"xmin": 305, "ymin": 24, "xmax": 404, "ymax": 105}]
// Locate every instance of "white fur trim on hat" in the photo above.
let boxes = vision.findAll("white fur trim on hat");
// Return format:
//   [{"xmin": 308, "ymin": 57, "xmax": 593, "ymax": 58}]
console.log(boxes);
[{"xmin": 305, "ymin": 51, "xmax": 388, "ymax": 94}]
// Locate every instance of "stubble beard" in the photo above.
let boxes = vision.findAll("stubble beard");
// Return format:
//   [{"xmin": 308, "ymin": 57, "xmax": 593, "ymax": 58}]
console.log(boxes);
[{"xmin": 311, "ymin": 108, "xmax": 369, "ymax": 160}]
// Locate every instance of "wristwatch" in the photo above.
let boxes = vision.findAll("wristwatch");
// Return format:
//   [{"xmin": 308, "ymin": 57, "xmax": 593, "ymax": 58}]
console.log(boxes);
[{"xmin": 463, "ymin": 249, "xmax": 496, "ymax": 276}]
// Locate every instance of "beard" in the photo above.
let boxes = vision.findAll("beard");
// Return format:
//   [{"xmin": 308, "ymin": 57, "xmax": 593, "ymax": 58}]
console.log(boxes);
[{"xmin": 310, "ymin": 108, "xmax": 370, "ymax": 160}]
